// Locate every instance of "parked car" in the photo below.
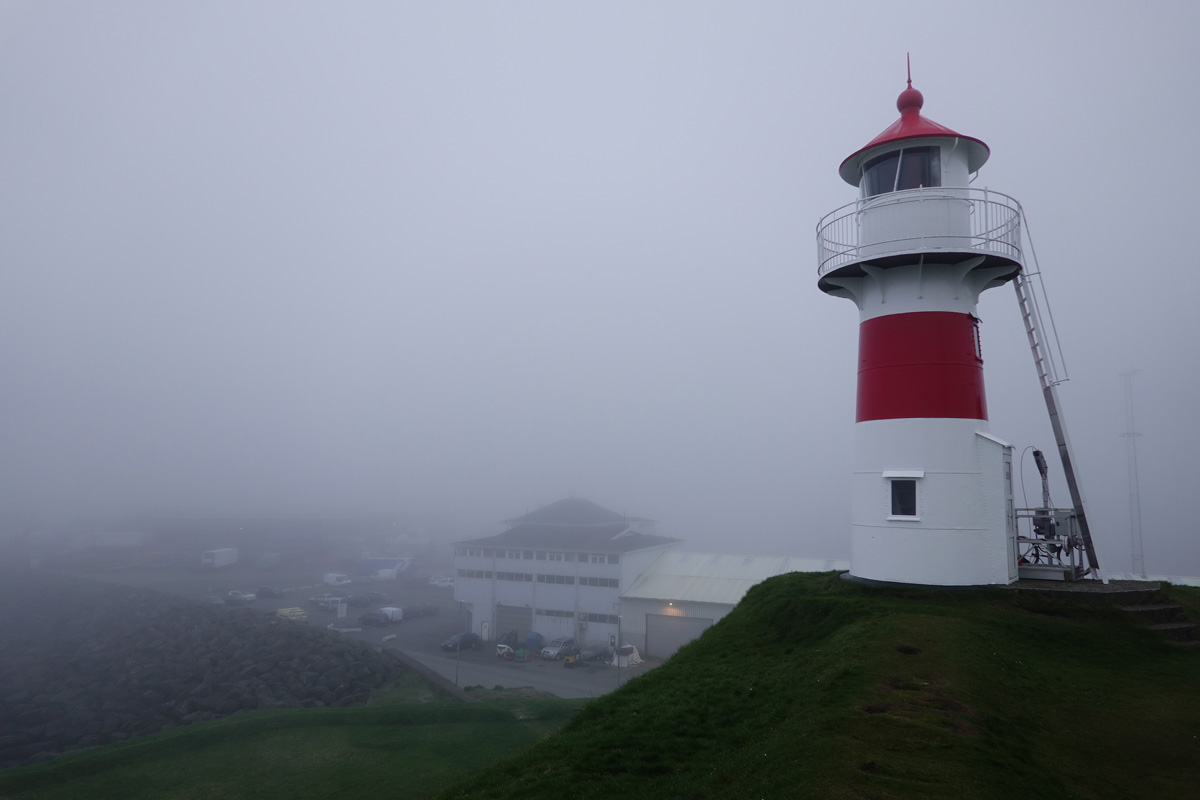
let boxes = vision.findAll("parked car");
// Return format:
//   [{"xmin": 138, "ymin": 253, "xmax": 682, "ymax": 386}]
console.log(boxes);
[
  {"xmin": 276, "ymin": 607, "xmax": 308, "ymax": 622},
  {"xmin": 402, "ymin": 603, "xmax": 437, "ymax": 618},
  {"xmin": 227, "ymin": 590, "xmax": 257, "ymax": 603},
  {"xmin": 358, "ymin": 611, "xmax": 390, "ymax": 627},
  {"xmin": 540, "ymin": 637, "xmax": 576, "ymax": 660},
  {"xmin": 441, "ymin": 632, "xmax": 481, "ymax": 652},
  {"xmin": 308, "ymin": 593, "xmax": 347, "ymax": 606},
  {"xmin": 256, "ymin": 586, "xmax": 285, "ymax": 598}
]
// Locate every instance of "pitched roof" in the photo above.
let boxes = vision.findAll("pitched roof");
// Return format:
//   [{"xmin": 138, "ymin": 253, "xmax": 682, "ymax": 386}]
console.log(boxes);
[
  {"xmin": 456, "ymin": 521, "xmax": 679, "ymax": 554},
  {"xmin": 622, "ymin": 551, "xmax": 850, "ymax": 605},
  {"xmin": 501, "ymin": 497, "xmax": 652, "ymax": 527}
]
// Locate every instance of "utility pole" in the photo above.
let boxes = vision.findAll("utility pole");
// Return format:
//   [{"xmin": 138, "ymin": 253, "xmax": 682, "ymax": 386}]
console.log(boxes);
[
  {"xmin": 616, "ymin": 615, "xmax": 622, "ymax": 689},
  {"xmin": 1120, "ymin": 371, "xmax": 1146, "ymax": 578},
  {"xmin": 454, "ymin": 639, "xmax": 461, "ymax": 687}
]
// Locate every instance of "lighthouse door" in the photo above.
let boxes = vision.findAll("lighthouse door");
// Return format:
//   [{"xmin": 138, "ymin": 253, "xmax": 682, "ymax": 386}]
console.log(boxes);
[{"xmin": 1003, "ymin": 449, "xmax": 1018, "ymax": 581}]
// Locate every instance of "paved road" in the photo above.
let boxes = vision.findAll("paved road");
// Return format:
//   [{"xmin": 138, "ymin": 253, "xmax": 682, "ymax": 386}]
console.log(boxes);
[{"xmin": 402, "ymin": 647, "xmax": 646, "ymax": 699}]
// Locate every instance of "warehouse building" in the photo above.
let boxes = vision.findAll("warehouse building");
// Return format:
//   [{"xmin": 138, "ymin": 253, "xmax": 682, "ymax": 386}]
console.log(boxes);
[
  {"xmin": 453, "ymin": 498, "xmax": 848, "ymax": 659},
  {"xmin": 452, "ymin": 498, "xmax": 679, "ymax": 648}
]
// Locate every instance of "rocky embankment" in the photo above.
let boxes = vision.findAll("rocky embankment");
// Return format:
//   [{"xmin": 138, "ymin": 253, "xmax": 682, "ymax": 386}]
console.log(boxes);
[{"xmin": 0, "ymin": 571, "xmax": 408, "ymax": 768}]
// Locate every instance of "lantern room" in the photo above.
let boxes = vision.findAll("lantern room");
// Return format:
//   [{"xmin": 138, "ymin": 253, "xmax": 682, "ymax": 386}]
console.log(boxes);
[{"xmin": 816, "ymin": 80, "xmax": 1021, "ymax": 297}]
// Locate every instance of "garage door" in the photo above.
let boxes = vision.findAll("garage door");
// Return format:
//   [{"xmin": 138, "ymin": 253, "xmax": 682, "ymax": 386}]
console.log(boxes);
[
  {"xmin": 645, "ymin": 614, "xmax": 713, "ymax": 659},
  {"xmin": 494, "ymin": 605, "xmax": 533, "ymax": 639}
]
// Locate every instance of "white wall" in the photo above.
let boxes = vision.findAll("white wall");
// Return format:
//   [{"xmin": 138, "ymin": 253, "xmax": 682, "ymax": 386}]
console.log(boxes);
[{"xmin": 619, "ymin": 597, "xmax": 734, "ymax": 653}]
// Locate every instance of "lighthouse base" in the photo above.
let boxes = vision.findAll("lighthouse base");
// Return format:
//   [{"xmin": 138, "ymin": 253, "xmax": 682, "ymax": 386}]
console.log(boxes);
[
  {"xmin": 849, "ymin": 526, "xmax": 1011, "ymax": 586},
  {"xmin": 848, "ymin": 419, "xmax": 1018, "ymax": 587}
]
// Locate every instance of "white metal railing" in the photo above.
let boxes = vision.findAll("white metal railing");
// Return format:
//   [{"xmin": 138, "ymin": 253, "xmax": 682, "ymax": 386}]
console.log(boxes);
[{"xmin": 816, "ymin": 187, "xmax": 1024, "ymax": 276}]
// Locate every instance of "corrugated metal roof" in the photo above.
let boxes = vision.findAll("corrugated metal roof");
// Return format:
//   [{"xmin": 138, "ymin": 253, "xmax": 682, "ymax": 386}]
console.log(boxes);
[{"xmin": 621, "ymin": 552, "xmax": 849, "ymax": 606}]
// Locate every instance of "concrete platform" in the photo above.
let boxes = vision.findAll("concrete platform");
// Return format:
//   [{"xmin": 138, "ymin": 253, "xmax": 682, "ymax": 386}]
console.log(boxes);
[{"xmin": 1001, "ymin": 578, "xmax": 1164, "ymax": 605}]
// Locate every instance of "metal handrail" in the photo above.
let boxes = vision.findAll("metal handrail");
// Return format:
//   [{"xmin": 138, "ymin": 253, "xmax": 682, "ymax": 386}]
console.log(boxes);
[{"xmin": 815, "ymin": 186, "xmax": 1024, "ymax": 276}]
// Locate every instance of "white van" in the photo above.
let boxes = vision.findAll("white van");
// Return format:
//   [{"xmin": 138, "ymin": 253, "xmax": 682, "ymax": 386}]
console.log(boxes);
[{"xmin": 323, "ymin": 573, "xmax": 351, "ymax": 586}]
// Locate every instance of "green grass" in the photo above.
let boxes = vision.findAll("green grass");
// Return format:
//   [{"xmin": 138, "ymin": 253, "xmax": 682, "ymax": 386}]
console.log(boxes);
[
  {"xmin": 0, "ymin": 702, "xmax": 577, "ymax": 800},
  {"xmin": 441, "ymin": 574, "xmax": 1200, "ymax": 799},
  {"xmin": 2, "ymin": 573, "xmax": 1197, "ymax": 800}
]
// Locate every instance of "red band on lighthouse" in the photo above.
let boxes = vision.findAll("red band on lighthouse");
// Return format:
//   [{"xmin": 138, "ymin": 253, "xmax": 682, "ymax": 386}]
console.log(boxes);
[{"xmin": 857, "ymin": 311, "xmax": 987, "ymax": 422}]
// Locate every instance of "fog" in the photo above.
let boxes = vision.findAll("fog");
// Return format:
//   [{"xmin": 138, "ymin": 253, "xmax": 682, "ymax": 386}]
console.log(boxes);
[{"xmin": 2, "ymin": 2, "xmax": 1198, "ymax": 575}]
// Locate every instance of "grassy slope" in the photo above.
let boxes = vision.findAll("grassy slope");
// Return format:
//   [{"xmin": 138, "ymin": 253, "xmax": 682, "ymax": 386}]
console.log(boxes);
[
  {"xmin": 2, "ymin": 573, "xmax": 1196, "ymax": 800},
  {"xmin": 442, "ymin": 574, "xmax": 1200, "ymax": 799},
  {"xmin": 0, "ymin": 696, "xmax": 579, "ymax": 800}
]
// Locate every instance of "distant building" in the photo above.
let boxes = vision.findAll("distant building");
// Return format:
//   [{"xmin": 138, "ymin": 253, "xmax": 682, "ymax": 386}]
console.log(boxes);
[
  {"xmin": 452, "ymin": 498, "xmax": 679, "ymax": 647},
  {"xmin": 453, "ymin": 498, "xmax": 851, "ymax": 659}
]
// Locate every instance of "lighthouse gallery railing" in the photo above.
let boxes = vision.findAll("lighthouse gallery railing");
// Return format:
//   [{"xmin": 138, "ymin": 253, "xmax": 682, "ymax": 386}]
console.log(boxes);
[{"xmin": 816, "ymin": 187, "xmax": 1023, "ymax": 276}]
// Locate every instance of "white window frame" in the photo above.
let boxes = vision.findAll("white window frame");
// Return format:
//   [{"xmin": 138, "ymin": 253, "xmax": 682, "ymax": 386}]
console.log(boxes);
[{"xmin": 883, "ymin": 470, "xmax": 924, "ymax": 520}]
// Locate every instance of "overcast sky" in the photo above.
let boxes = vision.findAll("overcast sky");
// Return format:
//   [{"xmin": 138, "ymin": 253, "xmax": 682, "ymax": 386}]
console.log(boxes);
[{"xmin": 2, "ymin": 1, "xmax": 1198, "ymax": 577}]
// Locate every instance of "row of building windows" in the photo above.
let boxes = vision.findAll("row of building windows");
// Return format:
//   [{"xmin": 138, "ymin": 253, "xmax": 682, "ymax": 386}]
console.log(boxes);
[
  {"xmin": 456, "ymin": 570, "xmax": 619, "ymax": 589},
  {"xmin": 532, "ymin": 610, "xmax": 620, "ymax": 625},
  {"xmin": 456, "ymin": 547, "xmax": 620, "ymax": 565}
]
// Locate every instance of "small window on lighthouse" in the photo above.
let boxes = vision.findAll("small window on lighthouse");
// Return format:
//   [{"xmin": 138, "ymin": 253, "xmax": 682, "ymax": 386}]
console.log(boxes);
[{"xmin": 890, "ymin": 479, "xmax": 917, "ymax": 517}]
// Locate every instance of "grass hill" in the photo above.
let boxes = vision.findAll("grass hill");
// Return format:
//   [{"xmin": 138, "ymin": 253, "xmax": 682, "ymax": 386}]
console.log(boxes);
[{"xmin": 1, "ymin": 573, "xmax": 1197, "ymax": 799}]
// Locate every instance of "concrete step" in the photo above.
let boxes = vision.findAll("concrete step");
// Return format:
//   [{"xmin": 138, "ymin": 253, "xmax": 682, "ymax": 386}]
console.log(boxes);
[
  {"xmin": 1147, "ymin": 622, "xmax": 1199, "ymax": 641},
  {"xmin": 1120, "ymin": 604, "xmax": 1187, "ymax": 624}
]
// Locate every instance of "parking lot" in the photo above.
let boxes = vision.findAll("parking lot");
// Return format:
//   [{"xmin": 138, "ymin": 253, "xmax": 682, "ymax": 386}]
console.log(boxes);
[{"xmin": 70, "ymin": 563, "xmax": 655, "ymax": 699}]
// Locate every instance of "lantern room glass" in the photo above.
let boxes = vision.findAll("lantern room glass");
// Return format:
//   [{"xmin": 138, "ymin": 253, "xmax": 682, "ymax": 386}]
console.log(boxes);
[{"xmin": 861, "ymin": 146, "xmax": 941, "ymax": 198}]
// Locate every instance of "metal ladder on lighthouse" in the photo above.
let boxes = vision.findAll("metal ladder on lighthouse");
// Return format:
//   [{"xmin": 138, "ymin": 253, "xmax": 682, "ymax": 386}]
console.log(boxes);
[{"xmin": 1011, "ymin": 210, "xmax": 1103, "ymax": 580}]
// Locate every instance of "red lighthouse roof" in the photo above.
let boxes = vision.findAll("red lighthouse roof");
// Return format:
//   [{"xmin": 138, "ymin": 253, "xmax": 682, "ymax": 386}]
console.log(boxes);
[{"xmin": 838, "ymin": 79, "xmax": 990, "ymax": 185}]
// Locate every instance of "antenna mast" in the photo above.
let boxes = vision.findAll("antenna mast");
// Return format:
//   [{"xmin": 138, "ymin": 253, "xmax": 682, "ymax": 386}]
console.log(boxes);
[{"xmin": 1121, "ymin": 371, "xmax": 1146, "ymax": 577}]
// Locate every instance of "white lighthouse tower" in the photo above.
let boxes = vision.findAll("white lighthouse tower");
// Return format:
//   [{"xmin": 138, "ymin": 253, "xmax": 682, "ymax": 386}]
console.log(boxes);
[{"xmin": 816, "ymin": 75, "xmax": 1024, "ymax": 586}]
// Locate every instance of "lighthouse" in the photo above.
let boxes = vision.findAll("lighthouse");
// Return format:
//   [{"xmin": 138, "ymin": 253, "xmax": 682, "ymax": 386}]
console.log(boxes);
[{"xmin": 816, "ymin": 75, "xmax": 1024, "ymax": 586}]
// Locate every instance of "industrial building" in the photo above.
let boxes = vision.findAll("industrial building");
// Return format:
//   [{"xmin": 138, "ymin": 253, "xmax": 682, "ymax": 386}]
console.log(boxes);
[
  {"xmin": 452, "ymin": 498, "xmax": 679, "ymax": 648},
  {"xmin": 453, "ymin": 498, "xmax": 848, "ymax": 658}
]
